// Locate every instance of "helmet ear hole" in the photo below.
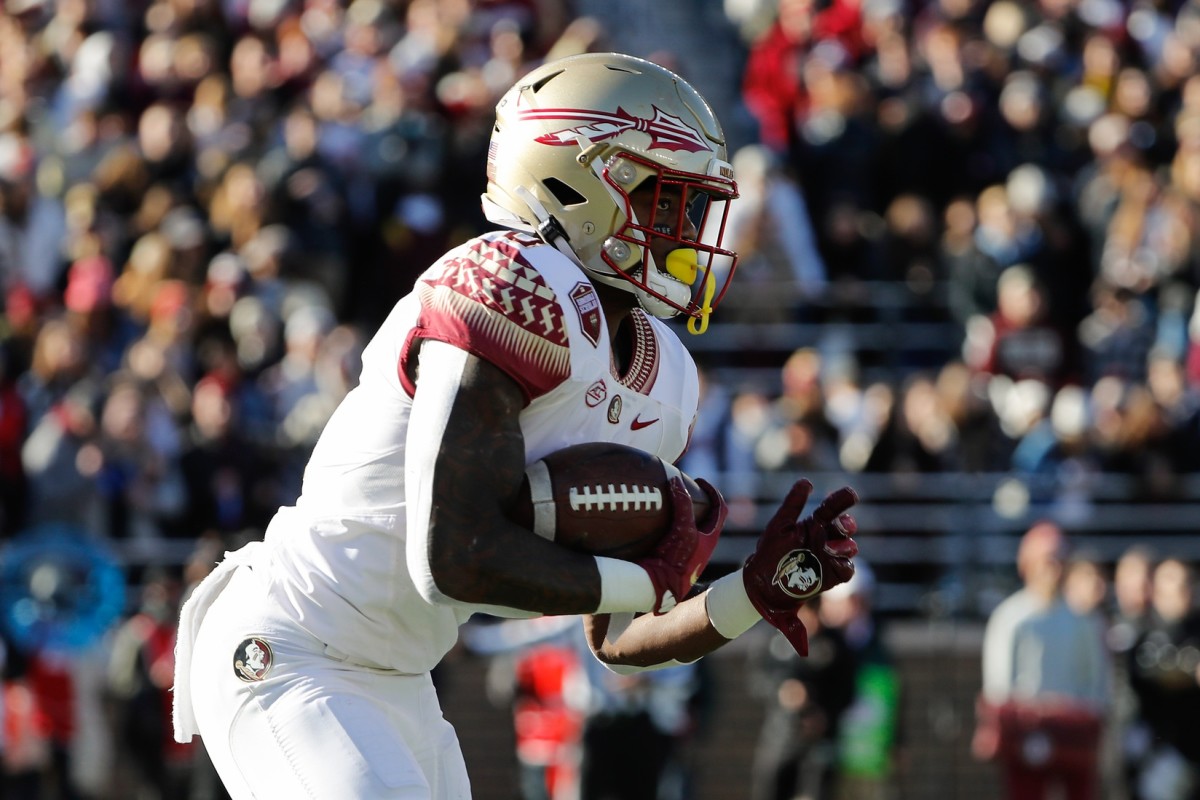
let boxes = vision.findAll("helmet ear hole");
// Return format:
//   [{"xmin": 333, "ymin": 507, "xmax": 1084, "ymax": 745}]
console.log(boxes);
[{"xmin": 542, "ymin": 178, "xmax": 586, "ymax": 207}]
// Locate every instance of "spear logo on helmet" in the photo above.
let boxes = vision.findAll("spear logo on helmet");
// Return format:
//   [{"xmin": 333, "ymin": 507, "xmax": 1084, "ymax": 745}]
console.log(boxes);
[{"xmin": 520, "ymin": 106, "xmax": 709, "ymax": 153}]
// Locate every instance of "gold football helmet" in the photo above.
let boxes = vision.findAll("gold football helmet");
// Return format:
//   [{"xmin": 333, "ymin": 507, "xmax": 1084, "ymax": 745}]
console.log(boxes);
[{"xmin": 483, "ymin": 52, "xmax": 739, "ymax": 332}]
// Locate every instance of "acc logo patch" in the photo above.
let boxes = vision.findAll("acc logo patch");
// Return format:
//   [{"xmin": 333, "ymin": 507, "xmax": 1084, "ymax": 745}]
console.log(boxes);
[
  {"xmin": 233, "ymin": 637, "xmax": 274, "ymax": 682},
  {"xmin": 585, "ymin": 379, "xmax": 607, "ymax": 408},
  {"xmin": 772, "ymin": 550, "xmax": 823, "ymax": 600}
]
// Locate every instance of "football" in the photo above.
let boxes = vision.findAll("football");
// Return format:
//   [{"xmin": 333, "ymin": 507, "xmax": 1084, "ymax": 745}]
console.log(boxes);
[{"xmin": 511, "ymin": 442, "xmax": 711, "ymax": 560}]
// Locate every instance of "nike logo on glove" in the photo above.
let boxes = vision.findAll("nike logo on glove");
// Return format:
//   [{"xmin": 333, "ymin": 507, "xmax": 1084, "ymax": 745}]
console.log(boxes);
[{"xmin": 630, "ymin": 415, "xmax": 660, "ymax": 430}]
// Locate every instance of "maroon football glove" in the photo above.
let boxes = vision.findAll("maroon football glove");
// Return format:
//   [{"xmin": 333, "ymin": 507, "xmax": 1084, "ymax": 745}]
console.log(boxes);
[
  {"xmin": 742, "ymin": 479, "xmax": 859, "ymax": 655},
  {"xmin": 635, "ymin": 477, "xmax": 727, "ymax": 615}
]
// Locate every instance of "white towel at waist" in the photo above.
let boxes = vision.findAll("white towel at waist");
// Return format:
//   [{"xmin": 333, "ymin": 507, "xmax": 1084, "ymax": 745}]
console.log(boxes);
[{"xmin": 171, "ymin": 540, "xmax": 265, "ymax": 743}]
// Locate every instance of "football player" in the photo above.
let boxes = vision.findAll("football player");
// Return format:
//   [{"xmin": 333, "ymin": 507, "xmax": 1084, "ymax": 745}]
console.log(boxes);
[{"xmin": 173, "ymin": 52, "xmax": 859, "ymax": 798}]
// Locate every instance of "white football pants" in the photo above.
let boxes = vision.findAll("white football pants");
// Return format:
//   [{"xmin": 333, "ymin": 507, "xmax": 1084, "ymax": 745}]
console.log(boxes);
[{"xmin": 186, "ymin": 563, "xmax": 472, "ymax": 799}]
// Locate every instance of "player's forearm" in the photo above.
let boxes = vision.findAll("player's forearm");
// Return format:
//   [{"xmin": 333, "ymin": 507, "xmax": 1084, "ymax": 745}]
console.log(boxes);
[
  {"xmin": 585, "ymin": 579, "xmax": 752, "ymax": 668},
  {"xmin": 422, "ymin": 512, "xmax": 607, "ymax": 614},
  {"xmin": 587, "ymin": 568, "xmax": 766, "ymax": 668},
  {"xmin": 424, "ymin": 521, "xmax": 679, "ymax": 617}
]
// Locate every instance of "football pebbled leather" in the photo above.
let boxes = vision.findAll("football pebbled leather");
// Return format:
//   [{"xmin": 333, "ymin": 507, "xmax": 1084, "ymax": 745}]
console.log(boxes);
[{"xmin": 511, "ymin": 442, "xmax": 710, "ymax": 559}]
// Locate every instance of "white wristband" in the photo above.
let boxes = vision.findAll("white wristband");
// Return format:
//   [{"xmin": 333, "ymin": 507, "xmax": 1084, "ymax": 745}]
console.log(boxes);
[
  {"xmin": 594, "ymin": 556, "xmax": 656, "ymax": 613},
  {"xmin": 705, "ymin": 568, "xmax": 762, "ymax": 639}
]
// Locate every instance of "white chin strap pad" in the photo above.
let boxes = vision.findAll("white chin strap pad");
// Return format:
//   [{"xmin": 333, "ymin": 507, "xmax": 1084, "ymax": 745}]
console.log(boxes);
[{"xmin": 634, "ymin": 255, "xmax": 691, "ymax": 318}]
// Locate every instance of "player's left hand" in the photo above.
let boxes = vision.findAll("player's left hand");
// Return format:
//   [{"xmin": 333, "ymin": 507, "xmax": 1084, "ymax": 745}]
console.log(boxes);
[
  {"xmin": 742, "ymin": 479, "xmax": 858, "ymax": 655},
  {"xmin": 636, "ymin": 477, "xmax": 727, "ymax": 614}
]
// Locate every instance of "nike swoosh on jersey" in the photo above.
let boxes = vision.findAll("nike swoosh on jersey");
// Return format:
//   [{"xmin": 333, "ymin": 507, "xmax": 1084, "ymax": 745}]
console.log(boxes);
[{"xmin": 630, "ymin": 415, "xmax": 660, "ymax": 430}]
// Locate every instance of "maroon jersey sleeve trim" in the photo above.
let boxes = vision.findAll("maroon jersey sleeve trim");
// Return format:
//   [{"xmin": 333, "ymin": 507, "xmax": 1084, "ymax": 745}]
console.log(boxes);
[{"xmin": 398, "ymin": 238, "xmax": 573, "ymax": 403}]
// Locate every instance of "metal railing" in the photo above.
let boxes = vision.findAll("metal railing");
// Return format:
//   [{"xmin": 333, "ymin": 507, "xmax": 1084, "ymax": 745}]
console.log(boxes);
[{"xmin": 709, "ymin": 470, "xmax": 1200, "ymax": 617}]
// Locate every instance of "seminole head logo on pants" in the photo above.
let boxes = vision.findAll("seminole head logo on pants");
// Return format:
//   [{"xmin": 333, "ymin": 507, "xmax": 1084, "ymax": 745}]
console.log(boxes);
[{"xmin": 233, "ymin": 637, "xmax": 274, "ymax": 682}]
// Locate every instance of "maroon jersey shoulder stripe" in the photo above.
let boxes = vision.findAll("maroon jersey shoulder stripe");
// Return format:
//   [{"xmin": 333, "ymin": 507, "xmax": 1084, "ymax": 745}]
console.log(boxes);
[{"xmin": 410, "ymin": 238, "xmax": 571, "ymax": 400}]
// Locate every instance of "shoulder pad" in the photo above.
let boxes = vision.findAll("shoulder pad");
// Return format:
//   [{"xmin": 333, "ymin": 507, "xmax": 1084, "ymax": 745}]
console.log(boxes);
[{"xmin": 415, "ymin": 234, "xmax": 571, "ymax": 400}]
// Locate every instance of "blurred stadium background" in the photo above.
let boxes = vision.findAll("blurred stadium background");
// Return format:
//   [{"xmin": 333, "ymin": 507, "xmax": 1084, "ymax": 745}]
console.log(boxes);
[{"xmin": 1, "ymin": 0, "xmax": 1199, "ymax": 797}]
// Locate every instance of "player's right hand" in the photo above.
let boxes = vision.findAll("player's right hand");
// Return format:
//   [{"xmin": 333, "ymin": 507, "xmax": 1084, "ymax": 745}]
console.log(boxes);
[
  {"xmin": 742, "ymin": 479, "xmax": 858, "ymax": 655},
  {"xmin": 636, "ymin": 477, "xmax": 727, "ymax": 615}
]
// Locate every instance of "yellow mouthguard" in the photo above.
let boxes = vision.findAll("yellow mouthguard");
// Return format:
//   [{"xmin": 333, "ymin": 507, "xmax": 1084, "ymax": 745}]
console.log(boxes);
[
  {"xmin": 666, "ymin": 249, "xmax": 714, "ymax": 335},
  {"xmin": 665, "ymin": 248, "xmax": 699, "ymax": 283}
]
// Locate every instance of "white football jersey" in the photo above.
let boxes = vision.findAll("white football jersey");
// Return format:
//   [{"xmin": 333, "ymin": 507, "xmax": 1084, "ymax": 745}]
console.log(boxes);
[{"xmin": 262, "ymin": 232, "xmax": 701, "ymax": 673}]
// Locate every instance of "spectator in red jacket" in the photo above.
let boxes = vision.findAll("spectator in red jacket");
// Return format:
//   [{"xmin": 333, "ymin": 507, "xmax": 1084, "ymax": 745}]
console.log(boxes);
[{"xmin": 742, "ymin": 0, "xmax": 866, "ymax": 154}]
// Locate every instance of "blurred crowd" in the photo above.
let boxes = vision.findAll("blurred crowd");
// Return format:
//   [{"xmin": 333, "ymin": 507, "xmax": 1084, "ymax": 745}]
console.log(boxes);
[
  {"xmin": 0, "ymin": 0, "xmax": 606, "ymax": 551},
  {"xmin": 0, "ymin": 0, "xmax": 1197, "ymax": 796},
  {"xmin": 703, "ymin": 0, "xmax": 1200, "ymax": 505}
]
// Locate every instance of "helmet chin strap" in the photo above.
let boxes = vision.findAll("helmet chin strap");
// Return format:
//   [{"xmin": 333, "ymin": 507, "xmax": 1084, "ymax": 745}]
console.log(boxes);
[{"xmin": 631, "ymin": 252, "xmax": 691, "ymax": 319}]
